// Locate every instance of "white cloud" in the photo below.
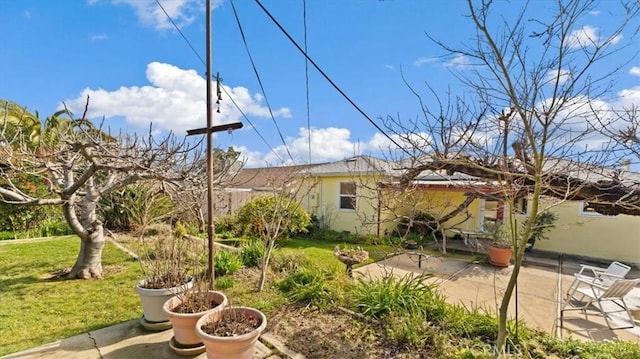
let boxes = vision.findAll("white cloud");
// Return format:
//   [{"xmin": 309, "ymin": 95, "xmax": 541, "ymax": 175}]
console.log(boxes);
[
  {"xmin": 588, "ymin": 10, "xmax": 601, "ymax": 16},
  {"xmin": 618, "ymin": 86, "xmax": 640, "ymax": 107},
  {"xmin": 366, "ymin": 132, "xmax": 431, "ymax": 152},
  {"xmin": 23, "ymin": 11, "xmax": 32, "ymax": 19},
  {"xmin": 86, "ymin": 0, "xmax": 100, "ymax": 5},
  {"xmin": 112, "ymin": 0, "xmax": 221, "ymax": 31},
  {"xmin": 630, "ymin": 66, "xmax": 640, "ymax": 77},
  {"xmin": 257, "ymin": 127, "xmax": 359, "ymax": 166},
  {"xmin": 567, "ymin": 25, "xmax": 622, "ymax": 49},
  {"xmin": 62, "ymin": 62, "xmax": 291, "ymax": 134},
  {"xmin": 384, "ymin": 64, "xmax": 395, "ymax": 70},
  {"xmin": 544, "ymin": 69, "xmax": 572, "ymax": 85},
  {"xmin": 444, "ymin": 54, "xmax": 471, "ymax": 69},
  {"xmin": 413, "ymin": 57, "xmax": 437, "ymax": 67},
  {"xmin": 90, "ymin": 33, "xmax": 109, "ymax": 42}
]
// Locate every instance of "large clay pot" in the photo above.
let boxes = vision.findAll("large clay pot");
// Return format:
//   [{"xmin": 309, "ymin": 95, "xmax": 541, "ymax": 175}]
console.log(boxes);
[
  {"xmin": 488, "ymin": 245, "xmax": 512, "ymax": 267},
  {"xmin": 163, "ymin": 291, "xmax": 228, "ymax": 347},
  {"xmin": 196, "ymin": 307, "xmax": 267, "ymax": 359},
  {"xmin": 136, "ymin": 277, "xmax": 193, "ymax": 325}
]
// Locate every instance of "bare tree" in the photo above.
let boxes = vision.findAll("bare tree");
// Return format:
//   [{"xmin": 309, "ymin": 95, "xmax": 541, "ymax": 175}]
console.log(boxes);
[
  {"xmin": 0, "ymin": 99, "xmax": 204, "ymax": 279},
  {"xmin": 384, "ymin": 0, "xmax": 639, "ymax": 353}
]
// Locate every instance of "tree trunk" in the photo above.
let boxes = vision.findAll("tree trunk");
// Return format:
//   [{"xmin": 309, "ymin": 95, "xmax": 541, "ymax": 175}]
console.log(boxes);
[
  {"xmin": 256, "ymin": 239, "xmax": 276, "ymax": 292},
  {"xmin": 68, "ymin": 225, "xmax": 105, "ymax": 279}
]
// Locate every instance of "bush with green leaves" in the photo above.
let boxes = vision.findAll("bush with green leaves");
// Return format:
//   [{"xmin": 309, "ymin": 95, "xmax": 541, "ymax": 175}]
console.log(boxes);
[
  {"xmin": 213, "ymin": 250, "xmax": 243, "ymax": 277},
  {"xmin": 269, "ymin": 251, "xmax": 310, "ymax": 274},
  {"xmin": 99, "ymin": 183, "xmax": 173, "ymax": 232},
  {"xmin": 240, "ymin": 239, "xmax": 264, "ymax": 267},
  {"xmin": 235, "ymin": 195, "xmax": 311, "ymax": 239},
  {"xmin": 214, "ymin": 215, "xmax": 239, "ymax": 235}
]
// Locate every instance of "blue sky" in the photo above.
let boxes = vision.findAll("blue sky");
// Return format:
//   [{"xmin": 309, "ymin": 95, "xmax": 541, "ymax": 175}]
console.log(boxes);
[{"xmin": 1, "ymin": 0, "xmax": 638, "ymax": 167}]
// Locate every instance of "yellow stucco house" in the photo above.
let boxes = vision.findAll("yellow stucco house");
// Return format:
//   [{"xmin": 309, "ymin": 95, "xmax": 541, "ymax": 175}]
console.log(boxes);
[{"xmin": 296, "ymin": 156, "xmax": 640, "ymax": 266}]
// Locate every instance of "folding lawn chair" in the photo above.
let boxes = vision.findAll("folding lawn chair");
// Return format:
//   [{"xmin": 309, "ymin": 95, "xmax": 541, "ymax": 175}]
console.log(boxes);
[
  {"xmin": 561, "ymin": 278, "xmax": 640, "ymax": 330},
  {"xmin": 566, "ymin": 261, "xmax": 631, "ymax": 300}
]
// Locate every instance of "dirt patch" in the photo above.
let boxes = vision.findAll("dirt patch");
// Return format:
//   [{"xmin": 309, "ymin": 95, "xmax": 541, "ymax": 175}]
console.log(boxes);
[{"xmin": 268, "ymin": 306, "xmax": 424, "ymax": 359}]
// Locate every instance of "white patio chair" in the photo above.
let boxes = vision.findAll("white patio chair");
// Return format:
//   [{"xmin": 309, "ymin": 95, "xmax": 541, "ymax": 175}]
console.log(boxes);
[
  {"xmin": 561, "ymin": 278, "xmax": 639, "ymax": 330},
  {"xmin": 566, "ymin": 261, "xmax": 631, "ymax": 300}
]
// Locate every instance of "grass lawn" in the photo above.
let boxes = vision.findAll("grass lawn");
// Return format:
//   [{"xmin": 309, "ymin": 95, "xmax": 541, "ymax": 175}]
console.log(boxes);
[
  {"xmin": 0, "ymin": 234, "xmax": 397, "ymax": 356},
  {"xmin": 0, "ymin": 237, "xmax": 143, "ymax": 356},
  {"xmin": 280, "ymin": 237, "xmax": 397, "ymax": 268}
]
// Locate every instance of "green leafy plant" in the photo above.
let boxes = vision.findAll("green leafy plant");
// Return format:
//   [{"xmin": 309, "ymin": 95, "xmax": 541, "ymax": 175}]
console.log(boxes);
[
  {"xmin": 99, "ymin": 183, "xmax": 174, "ymax": 233},
  {"xmin": 235, "ymin": 195, "xmax": 311, "ymax": 238},
  {"xmin": 269, "ymin": 251, "xmax": 310, "ymax": 274},
  {"xmin": 483, "ymin": 220, "xmax": 511, "ymax": 248},
  {"xmin": 214, "ymin": 250, "xmax": 243, "ymax": 277},
  {"xmin": 524, "ymin": 211, "xmax": 558, "ymax": 242},
  {"xmin": 350, "ymin": 273, "xmax": 435, "ymax": 319},
  {"xmin": 278, "ymin": 267, "xmax": 337, "ymax": 307},
  {"xmin": 215, "ymin": 277, "xmax": 234, "ymax": 290},
  {"xmin": 240, "ymin": 239, "xmax": 264, "ymax": 267}
]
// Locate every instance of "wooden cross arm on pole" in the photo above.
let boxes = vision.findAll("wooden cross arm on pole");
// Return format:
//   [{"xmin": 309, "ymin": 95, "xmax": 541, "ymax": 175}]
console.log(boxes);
[{"xmin": 186, "ymin": 122, "xmax": 243, "ymax": 136}]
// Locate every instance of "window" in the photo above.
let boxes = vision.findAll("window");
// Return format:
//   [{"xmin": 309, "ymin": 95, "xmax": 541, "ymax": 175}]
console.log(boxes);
[
  {"xmin": 515, "ymin": 197, "xmax": 528, "ymax": 214},
  {"xmin": 339, "ymin": 182, "xmax": 356, "ymax": 210},
  {"xmin": 578, "ymin": 202, "xmax": 609, "ymax": 217}
]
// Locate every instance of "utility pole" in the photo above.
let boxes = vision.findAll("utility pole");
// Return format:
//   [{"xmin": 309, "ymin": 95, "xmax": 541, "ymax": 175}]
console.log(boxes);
[{"xmin": 187, "ymin": 0, "xmax": 242, "ymax": 288}]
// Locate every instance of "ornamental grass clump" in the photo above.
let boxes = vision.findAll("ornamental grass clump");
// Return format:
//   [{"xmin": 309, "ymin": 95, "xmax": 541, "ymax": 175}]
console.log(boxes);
[{"xmin": 350, "ymin": 273, "xmax": 435, "ymax": 319}]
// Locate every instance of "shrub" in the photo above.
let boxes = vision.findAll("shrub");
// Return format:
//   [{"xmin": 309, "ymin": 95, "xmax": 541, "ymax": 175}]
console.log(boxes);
[
  {"xmin": 350, "ymin": 273, "xmax": 436, "ymax": 319},
  {"xmin": 99, "ymin": 183, "xmax": 173, "ymax": 232},
  {"xmin": 214, "ymin": 250, "xmax": 243, "ymax": 277},
  {"xmin": 240, "ymin": 240, "xmax": 264, "ymax": 267},
  {"xmin": 270, "ymin": 251, "xmax": 310, "ymax": 274},
  {"xmin": 235, "ymin": 195, "xmax": 311, "ymax": 239},
  {"xmin": 37, "ymin": 219, "xmax": 73, "ymax": 237},
  {"xmin": 215, "ymin": 215, "xmax": 239, "ymax": 234}
]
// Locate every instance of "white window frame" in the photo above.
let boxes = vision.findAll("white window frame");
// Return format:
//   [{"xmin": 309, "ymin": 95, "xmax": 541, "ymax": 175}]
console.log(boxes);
[
  {"xmin": 338, "ymin": 181, "xmax": 357, "ymax": 211},
  {"xmin": 578, "ymin": 202, "xmax": 611, "ymax": 217}
]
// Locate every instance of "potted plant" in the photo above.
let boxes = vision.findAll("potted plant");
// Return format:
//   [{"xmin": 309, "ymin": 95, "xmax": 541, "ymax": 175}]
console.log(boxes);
[
  {"xmin": 484, "ymin": 221, "xmax": 512, "ymax": 267},
  {"xmin": 523, "ymin": 211, "xmax": 558, "ymax": 251},
  {"xmin": 195, "ymin": 306, "xmax": 267, "ymax": 359},
  {"xmin": 163, "ymin": 281, "xmax": 228, "ymax": 355},
  {"xmin": 135, "ymin": 232, "xmax": 195, "ymax": 331}
]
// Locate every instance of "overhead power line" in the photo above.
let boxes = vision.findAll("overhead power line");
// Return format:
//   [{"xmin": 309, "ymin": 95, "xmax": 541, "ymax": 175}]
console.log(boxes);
[
  {"xmin": 253, "ymin": 0, "xmax": 411, "ymax": 156},
  {"xmin": 230, "ymin": 0, "xmax": 294, "ymax": 163},
  {"xmin": 154, "ymin": 0, "xmax": 284, "ymax": 163},
  {"xmin": 154, "ymin": 0, "xmax": 205, "ymax": 65}
]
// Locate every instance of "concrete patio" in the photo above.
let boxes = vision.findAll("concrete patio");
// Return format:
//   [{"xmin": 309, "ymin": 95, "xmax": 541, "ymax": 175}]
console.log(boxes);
[{"xmin": 354, "ymin": 250, "xmax": 640, "ymax": 343}]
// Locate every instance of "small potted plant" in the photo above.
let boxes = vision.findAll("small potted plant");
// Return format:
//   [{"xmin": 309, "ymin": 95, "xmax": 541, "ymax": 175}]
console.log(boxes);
[
  {"xmin": 523, "ymin": 211, "xmax": 558, "ymax": 251},
  {"xmin": 163, "ymin": 282, "xmax": 228, "ymax": 355},
  {"xmin": 484, "ymin": 221, "xmax": 512, "ymax": 267},
  {"xmin": 135, "ymin": 231, "xmax": 194, "ymax": 331},
  {"xmin": 195, "ymin": 306, "xmax": 267, "ymax": 359}
]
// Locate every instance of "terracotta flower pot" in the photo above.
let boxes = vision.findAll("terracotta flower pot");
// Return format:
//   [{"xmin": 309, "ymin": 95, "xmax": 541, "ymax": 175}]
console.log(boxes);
[
  {"xmin": 163, "ymin": 291, "xmax": 228, "ymax": 346},
  {"xmin": 136, "ymin": 277, "xmax": 193, "ymax": 324},
  {"xmin": 196, "ymin": 307, "xmax": 267, "ymax": 359},
  {"xmin": 488, "ymin": 245, "xmax": 512, "ymax": 267}
]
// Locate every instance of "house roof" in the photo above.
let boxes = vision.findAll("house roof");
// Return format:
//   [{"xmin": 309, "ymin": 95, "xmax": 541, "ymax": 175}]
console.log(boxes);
[
  {"xmin": 302, "ymin": 155, "xmax": 402, "ymax": 177},
  {"xmin": 226, "ymin": 163, "xmax": 324, "ymax": 190}
]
